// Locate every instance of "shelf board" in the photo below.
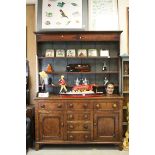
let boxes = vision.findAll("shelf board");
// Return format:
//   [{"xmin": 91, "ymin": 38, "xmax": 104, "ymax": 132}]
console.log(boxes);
[
  {"xmin": 123, "ymin": 91, "xmax": 129, "ymax": 94},
  {"xmin": 38, "ymin": 56, "xmax": 119, "ymax": 59},
  {"xmin": 43, "ymin": 71, "xmax": 119, "ymax": 74}
]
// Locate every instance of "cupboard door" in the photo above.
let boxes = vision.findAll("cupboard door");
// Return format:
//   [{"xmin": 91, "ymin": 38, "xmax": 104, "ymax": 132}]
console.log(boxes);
[
  {"xmin": 94, "ymin": 112, "xmax": 119, "ymax": 141},
  {"xmin": 39, "ymin": 112, "xmax": 64, "ymax": 140}
]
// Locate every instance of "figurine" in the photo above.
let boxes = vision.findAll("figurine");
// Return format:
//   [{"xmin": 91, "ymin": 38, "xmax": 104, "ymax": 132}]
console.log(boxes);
[
  {"xmin": 58, "ymin": 75, "xmax": 67, "ymax": 93},
  {"xmin": 83, "ymin": 77, "xmax": 88, "ymax": 85},
  {"xmin": 102, "ymin": 61, "xmax": 107, "ymax": 71},
  {"xmin": 104, "ymin": 77, "xmax": 109, "ymax": 85},
  {"xmin": 75, "ymin": 77, "xmax": 80, "ymax": 86},
  {"xmin": 45, "ymin": 64, "xmax": 53, "ymax": 73}
]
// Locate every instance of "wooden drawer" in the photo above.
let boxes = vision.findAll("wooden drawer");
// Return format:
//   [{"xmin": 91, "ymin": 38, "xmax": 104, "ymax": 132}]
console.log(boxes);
[
  {"xmin": 67, "ymin": 133, "xmax": 91, "ymax": 141},
  {"xmin": 67, "ymin": 112, "xmax": 92, "ymax": 121},
  {"xmin": 66, "ymin": 101, "xmax": 93, "ymax": 110},
  {"xmin": 94, "ymin": 101, "xmax": 120, "ymax": 110},
  {"xmin": 38, "ymin": 101, "xmax": 64, "ymax": 111},
  {"xmin": 67, "ymin": 122, "xmax": 91, "ymax": 131}
]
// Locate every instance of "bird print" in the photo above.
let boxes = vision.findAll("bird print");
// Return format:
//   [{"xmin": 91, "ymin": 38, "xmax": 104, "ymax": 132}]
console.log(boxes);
[
  {"xmin": 59, "ymin": 9, "xmax": 68, "ymax": 18},
  {"xmin": 57, "ymin": 2, "xmax": 65, "ymax": 7}
]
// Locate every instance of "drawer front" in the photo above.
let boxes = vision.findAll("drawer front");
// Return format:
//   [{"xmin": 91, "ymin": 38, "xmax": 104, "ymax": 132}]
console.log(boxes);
[
  {"xmin": 67, "ymin": 133, "xmax": 91, "ymax": 141},
  {"xmin": 67, "ymin": 122, "xmax": 91, "ymax": 131},
  {"xmin": 38, "ymin": 101, "xmax": 64, "ymax": 111},
  {"xmin": 94, "ymin": 101, "xmax": 120, "ymax": 110},
  {"xmin": 67, "ymin": 112, "xmax": 91, "ymax": 121},
  {"xmin": 66, "ymin": 101, "xmax": 93, "ymax": 110}
]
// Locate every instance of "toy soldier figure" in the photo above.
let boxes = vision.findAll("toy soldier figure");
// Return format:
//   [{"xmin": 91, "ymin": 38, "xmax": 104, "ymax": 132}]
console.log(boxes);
[{"xmin": 58, "ymin": 75, "xmax": 67, "ymax": 93}]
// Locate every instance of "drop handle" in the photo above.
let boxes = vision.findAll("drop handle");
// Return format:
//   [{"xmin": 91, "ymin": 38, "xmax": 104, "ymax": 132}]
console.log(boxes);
[
  {"xmin": 83, "ymin": 103, "xmax": 88, "ymax": 108},
  {"xmin": 69, "ymin": 103, "xmax": 73, "ymax": 108},
  {"xmin": 96, "ymin": 104, "xmax": 100, "ymax": 108},
  {"xmin": 40, "ymin": 105, "xmax": 45, "ymax": 109},
  {"xmin": 57, "ymin": 103, "xmax": 62, "ymax": 108},
  {"xmin": 68, "ymin": 114, "xmax": 73, "ymax": 119},
  {"xmin": 69, "ymin": 135, "xmax": 74, "ymax": 140},
  {"xmin": 84, "ymin": 114, "xmax": 88, "ymax": 119},
  {"xmin": 84, "ymin": 135, "xmax": 89, "ymax": 139},
  {"xmin": 69, "ymin": 124, "xmax": 74, "ymax": 129},
  {"xmin": 61, "ymin": 122, "xmax": 64, "ymax": 127},
  {"xmin": 83, "ymin": 124, "xmax": 88, "ymax": 129},
  {"xmin": 94, "ymin": 122, "xmax": 97, "ymax": 126},
  {"xmin": 113, "ymin": 103, "xmax": 117, "ymax": 108}
]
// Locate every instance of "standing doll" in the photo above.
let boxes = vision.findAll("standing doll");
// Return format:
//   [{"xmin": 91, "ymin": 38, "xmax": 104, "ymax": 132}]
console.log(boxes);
[{"xmin": 58, "ymin": 75, "xmax": 67, "ymax": 93}]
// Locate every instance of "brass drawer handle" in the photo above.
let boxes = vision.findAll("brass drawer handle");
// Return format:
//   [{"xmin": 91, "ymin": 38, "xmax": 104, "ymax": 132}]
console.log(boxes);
[
  {"xmin": 68, "ymin": 114, "xmax": 73, "ymax": 119},
  {"xmin": 96, "ymin": 104, "xmax": 100, "ymax": 108},
  {"xmin": 40, "ymin": 105, "xmax": 45, "ymax": 109},
  {"xmin": 84, "ymin": 114, "xmax": 88, "ymax": 119},
  {"xmin": 94, "ymin": 122, "xmax": 97, "ymax": 126},
  {"xmin": 69, "ymin": 124, "xmax": 74, "ymax": 129},
  {"xmin": 69, "ymin": 103, "xmax": 73, "ymax": 108},
  {"xmin": 84, "ymin": 135, "xmax": 89, "ymax": 139},
  {"xmin": 61, "ymin": 122, "xmax": 64, "ymax": 127},
  {"xmin": 83, "ymin": 103, "xmax": 88, "ymax": 108},
  {"xmin": 83, "ymin": 124, "xmax": 88, "ymax": 129},
  {"xmin": 113, "ymin": 103, "xmax": 117, "ymax": 108},
  {"xmin": 69, "ymin": 135, "xmax": 74, "ymax": 140},
  {"xmin": 57, "ymin": 103, "xmax": 62, "ymax": 108}
]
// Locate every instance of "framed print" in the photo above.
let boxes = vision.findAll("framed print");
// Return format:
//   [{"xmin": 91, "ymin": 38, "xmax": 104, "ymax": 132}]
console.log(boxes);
[
  {"xmin": 88, "ymin": 49, "xmax": 97, "ymax": 57},
  {"xmin": 77, "ymin": 49, "xmax": 87, "ymax": 57},
  {"xmin": 45, "ymin": 49, "xmax": 54, "ymax": 57},
  {"xmin": 56, "ymin": 49, "xmax": 65, "ymax": 57},
  {"xmin": 88, "ymin": 0, "xmax": 119, "ymax": 30},
  {"xmin": 37, "ymin": 0, "xmax": 88, "ymax": 31},
  {"xmin": 66, "ymin": 49, "xmax": 76, "ymax": 57},
  {"xmin": 100, "ymin": 49, "xmax": 110, "ymax": 58}
]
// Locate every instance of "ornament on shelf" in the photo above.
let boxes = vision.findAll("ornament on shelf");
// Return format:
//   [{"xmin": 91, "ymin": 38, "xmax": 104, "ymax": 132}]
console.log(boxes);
[
  {"xmin": 45, "ymin": 64, "xmax": 53, "ymax": 73},
  {"xmin": 102, "ymin": 61, "xmax": 107, "ymax": 71},
  {"xmin": 83, "ymin": 77, "xmax": 88, "ymax": 85},
  {"xmin": 75, "ymin": 77, "xmax": 80, "ymax": 86},
  {"xmin": 104, "ymin": 77, "xmax": 109, "ymax": 85},
  {"xmin": 58, "ymin": 75, "xmax": 67, "ymax": 93}
]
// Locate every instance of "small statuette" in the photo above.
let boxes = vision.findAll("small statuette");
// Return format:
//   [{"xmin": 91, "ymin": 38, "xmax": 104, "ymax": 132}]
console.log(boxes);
[
  {"xmin": 104, "ymin": 77, "xmax": 109, "ymax": 85},
  {"xmin": 75, "ymin": 77, "xmax": 80, "ymax": 86},
  {"xmin": 83, "ymin": 78, "xmax": 88, "ymax": 85},
  {"xmin": 45, "ymin": 64, "xmax": 53, "ymax": 73},
  {"xmin": 102, "ymin": 61, "xmax": 107, "ymax": 71},
  {"xmin": 58, "ymin": 75, "xmax": 67, "ymax": 93}
]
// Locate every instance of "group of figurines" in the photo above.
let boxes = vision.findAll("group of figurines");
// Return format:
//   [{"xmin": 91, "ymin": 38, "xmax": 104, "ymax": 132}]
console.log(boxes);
[{"xmin": 58, "ymin": 75, "xmax": 115, "ymax": 95}]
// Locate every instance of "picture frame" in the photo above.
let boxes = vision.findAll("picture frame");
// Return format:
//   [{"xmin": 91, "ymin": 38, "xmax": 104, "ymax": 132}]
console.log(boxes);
[
  {"xmin": 45, "ymin": 49, "xmax": 55, "ymax": 57},
  {"xmin": 88, "ymin": 0, "xmax": 119, "ymax": 30},
  {"xmin": 88, "ymin": 49, "xmax": 98, "ymax": 57},
  {"xmin": 37, "ymin": 0, "xmax": 88, "ymax": 31},
  {"xmin": 77, "ymin": 49, "xmax": 87, "ymax": 57},
  {"xmin": 66, "ymin": 49, "xmax": 76, "ymax": 57},
  {"xmin": 100, "ymin": 49, "xmax": 110, "ymax": 58},
  {"xmin": 56, "ymin": 49, "xmax": 65, "ymax": 57}
]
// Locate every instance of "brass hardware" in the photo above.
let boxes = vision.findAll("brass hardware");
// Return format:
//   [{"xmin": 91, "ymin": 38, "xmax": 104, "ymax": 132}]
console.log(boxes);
[
  {"xmin": 69, "ymin": 103, "xmax": 73, "ymax": 108},
  {"xmin": 84, "ymin": 114, "xmax": 88, "ymax": 119},
  {"xmin": 69, "ymin": 124, "xmax": 74, "ymax": 129},
  {"xmin": 57, "ymin": 103, "xmax": 62, "ymax": 108},
  {"xmin": 96, "ymin": 104, "xmax": 100, "ymax": 108},
  {"xmin": 68, "ymin": 114, "xmax": 73, "ymax": 119},
  {"xmin": 69, "ymin": 135, "xmax": 74, "ymax": 140},
  {"xmin": 61, "ymin": 122, "xmax": 64, "ymax": 127},
  {"xmin": 83, "ymin": 124, "xmax": 88, "ymax": 129},
  {"xmin": 113, "ymin": 103, "xmax": 117, "ymax": 108},
  {"xmin": 61, "ymin": 35, "xmax": 64, "ymax": 38},
  {"xmin": 84, "ymin": 135, "xmax": 89, "ymax": 139},
  {"xmin": 83, "ymin": 103, "xmax": 88, "ymax": 108},
  {"xmin": 94, "ymin": 122, "xmax": 97, "ymax": 126},
  {"xmin": 40, "ymin": 105, "xmax": 45, "ymax": 109}
]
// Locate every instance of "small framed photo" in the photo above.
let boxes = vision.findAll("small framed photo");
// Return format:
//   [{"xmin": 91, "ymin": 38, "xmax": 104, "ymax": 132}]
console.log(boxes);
[
  {"xmin": 45, "ymin": 49, "xmax": 54, "ymax": 57},
  {"xmin": 88, "ymin": 49, "xmax": 98, "ymax": 57},
  {"xmin": 66, "ymin": 49, "xmax": 76, "ymax": 57},
  {"xmin": 56, "ymin": 49, "xmax": 65, "ymax": 57},
  {"xmin": 77, "ymin": 49, "xmax": 87, "ymax": 57},
  {"xmin": 100, "ymin": 49, "xmax": 110, "ymax": 58}
]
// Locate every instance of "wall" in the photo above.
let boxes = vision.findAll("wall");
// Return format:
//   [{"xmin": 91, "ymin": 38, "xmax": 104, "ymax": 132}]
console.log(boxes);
[{"xmin": 26, "ymin": 5, "xmax": 36, "ymax": 104}]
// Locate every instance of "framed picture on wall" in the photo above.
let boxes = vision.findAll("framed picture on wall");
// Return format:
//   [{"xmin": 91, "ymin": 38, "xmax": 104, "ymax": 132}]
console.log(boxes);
[
  {"xmin": 88, "ymin": 0, "xmax": 119, "ymax": 30},
  {"xmin": 37, "ymin": 0, "xmax": 88, "ymax": 31}
]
